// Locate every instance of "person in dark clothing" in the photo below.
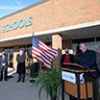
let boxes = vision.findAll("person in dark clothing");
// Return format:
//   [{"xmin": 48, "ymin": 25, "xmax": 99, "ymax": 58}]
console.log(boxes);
[
  {"xmin": 77, "ymin": 43, "xmax": 100, "ymax": 78},
  {"xmin": 16, "ymin": 49, "xmax": 26, "ymax": 83},
  {"xmin": 61, "ymin": 49, "xmax": 74, "ymax": 68},
  {"xmin": 77, "ymin": 42, "xmax": 100, "ymax": 100},
  {"xmin": 94, "ymin": 48, "xmax": 100, "ymax": 100},
  {"xmin": 94, "ymin": 48, "xmax": 100, "ymax": 71},
  {"xmin": 61, "ymin": 49, "xmax": 75, "ymax": 100},
  {"xmin": 0, "ymin": 51, "xmax": 8, "ymax": 81}
]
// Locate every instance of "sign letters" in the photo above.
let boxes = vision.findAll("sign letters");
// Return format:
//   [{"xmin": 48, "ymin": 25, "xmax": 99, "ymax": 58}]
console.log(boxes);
[{"xmin": 2, "ymin": 16, "xmax": 33, "ymax": 33}]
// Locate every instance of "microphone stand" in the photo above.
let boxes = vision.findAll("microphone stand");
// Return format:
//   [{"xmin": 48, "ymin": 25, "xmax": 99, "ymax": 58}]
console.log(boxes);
[
  {"xmin": 82, "ymin": 64, "xmax": 96, "ymax": 100},
  {"xmin": 82, "ymin": 64, "xmax": 96, "ymax": 78},
  {"xmin": 83, "ymin": 67, "xmax": 89, "ymax": 100}
]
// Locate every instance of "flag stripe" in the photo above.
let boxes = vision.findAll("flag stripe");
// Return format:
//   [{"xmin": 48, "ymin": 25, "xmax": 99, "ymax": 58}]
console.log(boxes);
[
  {"xmin": 32, "ymin": 48, "xmax": 51, "ymax": 65},
  {"xmin": 32, "ymin": 34, "xmax": 58, "ymax": 69},
  {"xmin": 39, "ymin": 44, "xmax": 57, "ymax": 57},
  {"xmin": 32, "ymin": 47, "xmax": 52, "ymax": 62},
  {"xmin": 40, "ymin": 41, "xmax": 58, "ymax": 53},
  {"xmin": 32, "ymin": 54, "xmax": 51, "ymax": 69},
  {"xmin": 32, "ymin": 53, "xmax": 51, "ymax": 65},
  {"xmin": 39, "ymin": 48, "xmax": 54, "ymax": 59}
]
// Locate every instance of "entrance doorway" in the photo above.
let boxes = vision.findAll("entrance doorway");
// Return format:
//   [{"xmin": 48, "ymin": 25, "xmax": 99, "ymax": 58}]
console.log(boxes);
[
  {"xmin": 4, "ymin": 47, "xmax": 14, "ymax": 68},
  {"xmin": 19, "ymin": 44, "xmax": 32, "ymax": 62}
]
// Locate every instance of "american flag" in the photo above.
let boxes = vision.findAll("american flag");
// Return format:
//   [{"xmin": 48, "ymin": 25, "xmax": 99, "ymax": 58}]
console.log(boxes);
[{"xmin": 32, "ymin": 34, "xmax": 58, "ymax": 69}]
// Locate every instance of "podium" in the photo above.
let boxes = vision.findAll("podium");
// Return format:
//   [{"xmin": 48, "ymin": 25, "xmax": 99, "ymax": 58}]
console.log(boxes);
[{"xmin": 61, "ymin": 63, "xmax": 97, "ymax": 100}]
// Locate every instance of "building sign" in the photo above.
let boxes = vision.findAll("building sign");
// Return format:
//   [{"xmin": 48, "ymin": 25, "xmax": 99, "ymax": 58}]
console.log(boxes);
[
  {"xmin": 62, "ymin": 71, "xmax": 76, "ymax": 84},
  {"xmin": 2, "ymin": 16, "xmax": 33, "ymax": 33}
]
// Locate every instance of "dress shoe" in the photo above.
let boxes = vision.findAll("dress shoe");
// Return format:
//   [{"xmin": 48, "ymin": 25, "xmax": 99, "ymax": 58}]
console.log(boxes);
[
  {"xmin": 5, "ymin": 79, "xmax": 7, "ymax": 81},
  {"xmin": 16, "ymin": 80, "xmax": 20, "ymax": 82},
  {"xmin": 22, "ymin": 80, "xmax": 25, "ymax": 83},
  {"xmin": 0, "ymin": 80, "xmax": 2, "ymax": 82}
]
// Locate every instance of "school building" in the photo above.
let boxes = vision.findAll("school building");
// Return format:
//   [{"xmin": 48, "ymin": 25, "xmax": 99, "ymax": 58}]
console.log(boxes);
[{"xmin": 0, "ymin": 0, "xmax": 100, "ymax": 69}]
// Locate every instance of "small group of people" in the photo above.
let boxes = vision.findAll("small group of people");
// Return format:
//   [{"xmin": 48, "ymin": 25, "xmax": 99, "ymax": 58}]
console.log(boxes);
[
  {"xmin": 61, "ymin": 42, "xmax": 100, "ymax": 100},
  {"xmin": 0, "ymin": 42, "xmax": 100, "ymax": 99},
  {"xmin": 0, "ymin": 49, "xmax": 26, "ymax": 83}
]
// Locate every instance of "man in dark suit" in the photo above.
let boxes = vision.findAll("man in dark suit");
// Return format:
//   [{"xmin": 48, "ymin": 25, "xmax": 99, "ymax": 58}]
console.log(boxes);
[
  {"xmin": 77, "ymin": 42, "xmax": 100, "ymax": 100},
  {"xmin": 0, "ymin": 51, "xmax": 8, "ymax": 81},
  {"xmin": 61, "ymin": 49, "xmax": 74, "ymax": 68},
  {"xmin": 77, "ymin": 43, "xmax": 100, "ymax": 78}
]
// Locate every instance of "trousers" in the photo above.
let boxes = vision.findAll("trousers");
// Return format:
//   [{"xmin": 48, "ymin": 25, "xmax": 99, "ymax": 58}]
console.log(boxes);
[
  {"xmin": 17, "ymin": 74, "xmax": 25, "ymax": 81},
  {"xmin": 0, "ymin": 69, "xmax": 7, "ymax": 80}
]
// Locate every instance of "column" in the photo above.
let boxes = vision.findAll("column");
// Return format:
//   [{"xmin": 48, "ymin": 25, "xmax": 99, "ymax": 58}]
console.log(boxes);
[
  {"xmin": 13, "ymin": 45, "xmax": 19, "ymax": 70},
  {"xmin": 52, "ymin": 34, "xmax": 62, "ymax": 68},
  {"xmin": 62, "ymin": 39, "xmax": 72, "ymax": 54},
  {"xmin": 0, "ymin": 47, "xmax": 4, "ymax": 55}
]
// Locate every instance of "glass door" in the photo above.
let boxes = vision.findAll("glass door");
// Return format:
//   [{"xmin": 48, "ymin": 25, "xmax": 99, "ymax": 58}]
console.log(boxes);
[
  {"xmin": 9, "ymin": 48, "xmax": 13, "ymax": 68},
  {"xmin": 27, "ymin": 46, "xmax": 32, "ymax": 62},
  {"xmin": 4, "ymin": 47, "xmax": 13, "ymax": 68}
]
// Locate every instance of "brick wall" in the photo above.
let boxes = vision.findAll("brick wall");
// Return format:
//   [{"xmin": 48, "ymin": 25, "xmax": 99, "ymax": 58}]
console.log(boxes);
[
  {"xmin": 0, "ymin": 0, "xmax": 100, "ymax": 40},
  {"xmin": 0, "ymin": 47, "xmax": 3, "ymax": 55},
  {"xmin": 62, "ymin": 39, "xmax": 71, "ymax": 50},
  {"xmin": 52, "ymin": 34, "xmax": 62, "ymax": 68},
  {"xmin": 13, "ymin": 45, "xmax": 19, "ymax": 70}
]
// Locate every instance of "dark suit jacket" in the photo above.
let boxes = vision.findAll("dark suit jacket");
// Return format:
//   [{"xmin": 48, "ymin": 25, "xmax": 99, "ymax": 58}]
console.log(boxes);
[
  {"xmin": 61, "ymin": 54, "xmax": 74, "ymax": 67},
  {"xmin": 0, "ymin": 55, "xmax": 8, "ymax": 71},
  {"xmin": 16, "ymin": 54, "xmax": 26, "ymax": 74},
  {"xmin": 77, "ymin": 49, "xmax": 100, "ymax": 78},
  {"xmin": 96, "ymin": 53, "xmax": 100, "ymax": 71}
]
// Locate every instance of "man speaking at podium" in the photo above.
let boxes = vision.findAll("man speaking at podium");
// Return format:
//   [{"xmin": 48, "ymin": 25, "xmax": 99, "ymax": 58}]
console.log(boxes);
[{"xmin": 77, "ymin": 42, "xmax": 100, "ymax": 100}]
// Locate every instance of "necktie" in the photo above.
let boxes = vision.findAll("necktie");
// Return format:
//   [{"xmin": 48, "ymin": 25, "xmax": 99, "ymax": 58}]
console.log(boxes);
[{"xmin": 3, "ymin": 56, "xmax": 4, "ymax": 60}]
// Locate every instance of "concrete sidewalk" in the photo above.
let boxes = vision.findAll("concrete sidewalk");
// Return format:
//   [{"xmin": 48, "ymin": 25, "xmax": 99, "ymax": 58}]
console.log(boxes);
[{"xmin": 0, "ymin": 69, "xmax": 69, "ymax": 100}]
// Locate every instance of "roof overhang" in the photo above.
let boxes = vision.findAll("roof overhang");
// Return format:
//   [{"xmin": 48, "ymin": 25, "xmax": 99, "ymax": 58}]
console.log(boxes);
[{"xmin": 0, "ymin": 20, "xmax": 100, "ymax": 43}]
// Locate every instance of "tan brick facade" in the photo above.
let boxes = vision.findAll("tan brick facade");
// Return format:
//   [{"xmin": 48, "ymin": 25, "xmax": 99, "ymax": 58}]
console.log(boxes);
[
  {"xmin": 13, "ymin": 45, "xmax": 19, "ymax": 70},
  {"xmin": 0, "ymin": 0, "xmax": 100, "ymax": 40},
  {"xmin": 0, "ymin": 47, "xmax": 3, "ymax": 55},
  {"xmin": 0, "ymin": 0, "xmax": 100, "ymax": 69},
  {"xmin": 63, "ymin": 39, "xmax": 71, "ymax": 50},
  {"xmin": 52, "ymin": 34, "xmax": 62, "ymax": 68}
]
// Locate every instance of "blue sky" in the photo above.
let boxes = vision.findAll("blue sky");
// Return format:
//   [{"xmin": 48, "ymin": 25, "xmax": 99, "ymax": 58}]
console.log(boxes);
[{"xmin": 0, "ymin": 0, "xmax": 41, "ymax": 18}]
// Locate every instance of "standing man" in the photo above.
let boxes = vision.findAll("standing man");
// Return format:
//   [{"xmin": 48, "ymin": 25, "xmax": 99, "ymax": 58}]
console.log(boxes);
[
  {"xmin": 0, "ymin": 51, "xmax": 8, "ymax": 81},
  {"xmin": 16, "ymin": 49, "xmax": 26, "ymax": 83},
  {"xmin": 94, "ymin": 48, "xmax": 100, "ymax": 100},
  {"xmin": 77, "ymin": 42, "xmax": 100, "ymax": 100}
]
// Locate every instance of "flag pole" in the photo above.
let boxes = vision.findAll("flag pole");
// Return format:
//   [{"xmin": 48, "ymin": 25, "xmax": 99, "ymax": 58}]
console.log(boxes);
[
  {"xmin": 30, "ymin": 58, "xmax": 35, "ymax": 82},
  {"xmin": 32, "ymin": 59, "xmax": 34, "ymax": 81},
  {"xmin": 30, "ymin": 30, "xmax": 35, "ymax": 83}
]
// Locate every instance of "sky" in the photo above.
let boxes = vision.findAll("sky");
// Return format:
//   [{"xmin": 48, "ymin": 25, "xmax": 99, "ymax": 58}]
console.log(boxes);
[{"xmin": 0, "ymin": 0, "xmax": 41, "ymax": 18}]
